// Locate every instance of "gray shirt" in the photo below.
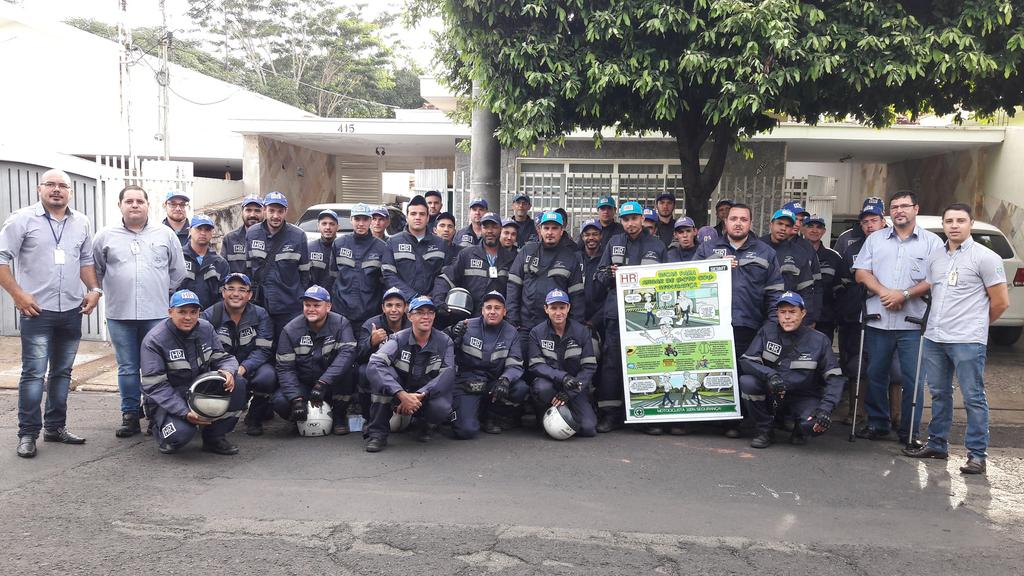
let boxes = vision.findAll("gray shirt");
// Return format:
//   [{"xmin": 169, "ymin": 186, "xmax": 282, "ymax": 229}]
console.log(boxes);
[
  {"xmin": 925, "ymin": 237, "xmax": 1006, "ymax": 344},
  {"xmin": 852, "ymin": 224, "xmax": 943, "ymax": 331},
  {"xmin": 93, "ymin": 220, "xmax": 186, "ymax": 320},
  {"xmin": 0, "ymin": 202, "xmax": 94, "ymax": 313}
]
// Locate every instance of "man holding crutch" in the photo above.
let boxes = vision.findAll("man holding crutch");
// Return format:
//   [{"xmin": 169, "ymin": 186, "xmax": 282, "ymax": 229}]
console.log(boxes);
[
  {"xmin": 852, "ymin": 191, "xmax": 942, "ymax": 445},
  {"xmin": 902, "ymin": 204, "xmax": 1008, "ymax": 474}
]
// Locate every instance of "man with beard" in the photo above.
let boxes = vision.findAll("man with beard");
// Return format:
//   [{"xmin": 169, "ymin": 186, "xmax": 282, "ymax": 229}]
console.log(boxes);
[
  {"xmin": 162, "ymin": 191, "xmax": 191, "ymax": 247},
  {"xmin": 141, "ymin": 289, "xmax": 242, "ymax": 455},
  {"xmin": 355, "ymin": 287, "xmax": 410, "ymax": 422},
  {"xmin": 221, "ymin": 196, "xmax": 264, "ymax": 274},
  {"xmin": 763, "ymin": 209, "xmax": 819, "ymax": 327},
  {"xmin": 510, "ymin": 193, "xmax": 538, "ymax": 248},
  {"xmin": 653, "ymin": 192, "xmax": 678, "ymax": 247},
  {"xmin": 245, "ymin": 191, "xmax": 310, "ymax": 340},
  {"xmin": 434, "ymin": 213, "xmax": 515, "ymax": 317},
  {"xmin": 449, "ymin": 291, "xmax": 526, "ymax": 438},
  {"xmin": 500, "ymin": 218, "xmax": 519, "ymax": 255},
  {"xmin": 272, "ymin": 285, "xmax": 358, "ymax": 435},
  {"xmin": 202, "ymin": 273, "xmax": 276, "ymax": 437},
  {"xmin": 331, "ymin": 203, "xmax": 387, "ymax": 335},
  {"xmin": 457, "ymin": 198, "xmax": 488, "ymax": 248},
  {"xmin": 178, "ymin": 215, "xmax": 229, "ymax": 310},
  {"xmin": 425, "ymin": 190, "xmax": 444, "ymax": 230},
  {"xmin": 308, "ymin": 209, "xmax": 339, "ymax": 288},
  {"xmin": 382, "ymin": 195, "xmax": 448, "ymax": 302}
]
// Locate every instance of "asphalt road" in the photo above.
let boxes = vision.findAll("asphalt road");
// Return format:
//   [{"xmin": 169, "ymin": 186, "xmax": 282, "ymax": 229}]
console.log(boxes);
[{"xmin": 2, "ymin": 390, "xmax": 1023, "ymax": 575}]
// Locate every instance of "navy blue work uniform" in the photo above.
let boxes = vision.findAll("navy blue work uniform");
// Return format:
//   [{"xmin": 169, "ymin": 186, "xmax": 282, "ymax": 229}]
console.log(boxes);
[
  {"xmin": 514, "ymin": 217, "xmax": 538, "ymax": 248},
  {"xmin": 365, "ymin": 328, "xmax": 456, "ymax": 443},
  {"xmin": 140, "ymin": 318, "xmax": 243, "ymax": 451},
  {"xmin": 450, "ymin": 319, "xmax": 527, "ymax": 439},
  {"xmin": 201, "ymin": 301, "xmax": 276, "ymax": 420},
  {"xmin": 813, "ymin": 244, "xmax": 844, "ymax": 343},
  {"xmin": 381, "ymin": 231, "xmax": 448, "ymax": 302},
  {"xmin": 455, "ymin": 224, "xmax": 480, "ymax": 249},
  {"xmin": 764, "ymin": 235, "xmax": 821, "ymax": 326},
  {"xmin": 695, "ymin": 233, "xmax": 785, "ymax": 359},
  {"xmin": 507, "ymin": 237, "xmax": 585, "ymax": 340},
  {"xmin": 272, "ymin": 312, "xmax": 357, "ymax": 419},
  {"xmin": 307, "ymin": 237, "xmax": 337, "ymax": 289},
  {"xmin": 527, "ymin": 319, "xmax": 598, "ymax": 437},
  {"xmin": 580, "ymin": 248, "xmax": 607, "ymax": 331},
  {"xmin": 595, "ymin": 231, "xmax": 665, "ymax": 419},
  {"xmin": 355, "ymin": 313, "xmax": 411, "ymax": 419},
  {"xmin": 432, "ymin": 244, "xmax": 516, "ymax": 315},
  {"xmin": 245, "ymin": 222, "xmax": 310, "ymax": 338},
  {"xmin": 180, "ymin": 245, "xmax": 229, "ymax": 310},
  {"xmin": 220, "ymin": 224, "xmax": 251, "ymax": 274},
  {"xmin": 666, "ymin": 244, "xmax": 698, "ymax": 263},
  {"xmin": 163, "ymin": 217, "xmax": 190, "ymax": 247},
  {"xmin": 331, "ymin": 231, "xmax": 387, "ymax": 327},
  {"xmin": 739, "ymin": 323, "xmax": 846, "ymax": 437},
  {"xmin": 597, "ymin": 220, "xmax": 625, "ymax": 250}
]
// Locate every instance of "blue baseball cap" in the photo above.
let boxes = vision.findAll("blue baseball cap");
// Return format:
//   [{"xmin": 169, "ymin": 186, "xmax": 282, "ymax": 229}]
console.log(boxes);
[
  {"xmin": 782, "ymin": 201, "xmax": 809, "ymax": 217},
  {"xmin": 382, "ymin": 286, "xmax": 406, "ymax": 302},
  {"xmin": 642, "ymin": 208, "xmax": 658, "ymax": 222},
  {"xmin": 264, "ymin": 191, "xmax": 288, "ymax": 208},
  {"xmin": 371, "ymin": 206, "xmax": 390, "ymax": 218},
  {"xmin": 696, "ymin": 226, "xmax": 718, "ymax": 244},
  {"xmin": 859, "ymin": 197, "xmax": 884, "ymax": 219},
  {"xmin": 674, "ymin": 216, "xmax": 695, "ymax": 230},
  {"xmin": 777, "ymin": 291, "xmax": 805, "ymax": 308},
  {"xmin": 165, "ymin": 191, "xmax": 190, "ymax": 203},
  {"xmin": 512, "ymin": 193, "xmax": 531, "ymax": 203},
  {"xmin": 804, "ymin": 214, "xmax": 826, "ymax": 227},
  {"xmin": 318, "ymin": 209, "xmax": 339, "ymax": 222},
  {"xmin": 241, "ymin": 195, "xmax": 263, "ymax": 208},
  {"xmin": 222, "ymin": 272, "xmax": 251, "ymax": 286},
  {"xmin": 545, "ymin": 289, "xmax": 570, "ymax": 305},
  {"xmin": 597, "ymin": 195, "xmax": 616, "ymax": 209},
  {"xmin": 190, "ymin": 215, "xmax": 215, "ymax": 229},
  {"xmin": 771, "ymin": 209, "xmax": 796, "ymax": 223},
  {"xmin": 580, "ymin": 218, "xmax": 602, "ymax": 233},
  {"xmin": 300, "ymin": 285, "xmax": 331, "ymax": 302},
  {"xmin": 501, "ymin": 217, "xmax": 517, "ymax": 228},
  {"xmin": 408, "ymin": 295, "xmax": 436, "ymax": 312},
  {"xmin": 481, "ymin": 212, "xmax": 502, "ymax": 226},
  {"xmin": 469, "ymin": 198, "xmax": 488, "ymax": 210},
  {"xmin": 619, "ymin": 201, "xmax": 644, "ymax": 218},
  {"xmin": 482, "ymin": 290, "xmax": 506, "ymax": 305},
  {"xmin": 169, "ymin": 289, "xmax": 201, "ymax": 308},
  {"xmin": 351, "ymin": 203, "xmax": 373, "ymax": 218},
  {"xmin": 538, "ymin": 211, "xmax": 564, "ymax": 226},
  {"xmin": 656, "ymin": 192, "xmax": 676, "ymax": 202}
]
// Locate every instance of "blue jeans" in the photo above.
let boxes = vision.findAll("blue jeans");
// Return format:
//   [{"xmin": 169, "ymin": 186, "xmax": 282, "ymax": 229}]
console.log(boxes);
[
  {"xmin": 923, "ymin": 340, "xmax": 989, "ymax": 461},
  {"xmin": 107, "ymin": 318, "xmax": 162, "ymax": 414},
  {"xmin": 864, "ymin": 327, "xmax": 925, "ymax": 438},
  {"xmin": 18, "ymin": 310, "xmax": 83, "ymax": 437}
]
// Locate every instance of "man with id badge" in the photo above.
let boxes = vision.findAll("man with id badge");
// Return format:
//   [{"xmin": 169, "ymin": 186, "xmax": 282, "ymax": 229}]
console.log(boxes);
[
  {"xmin": 1, "ymin": 169, "xmax": 102, "ymax": 458},
  {"xmin": 433, "ymin": 212, "xmax": 515, "ymax": 321},
  {"xmin": 94, "ymin": 185, "xmax": 186, "ymax": 439}
]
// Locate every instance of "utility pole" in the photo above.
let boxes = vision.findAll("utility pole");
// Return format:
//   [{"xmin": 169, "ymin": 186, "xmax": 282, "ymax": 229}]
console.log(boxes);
[
  {"xmin": 117, "ymin": 0, "xmax": 137, "ymax": 177},
  {"xmin": 158, "ymin": 0, "xmax": 171, "ymax": 160}
]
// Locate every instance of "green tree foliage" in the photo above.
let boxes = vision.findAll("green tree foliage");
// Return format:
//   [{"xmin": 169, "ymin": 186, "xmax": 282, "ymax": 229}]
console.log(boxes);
[{"xmin": 413, "ymin": 0, "xmax": 1024, "ymax": 225}]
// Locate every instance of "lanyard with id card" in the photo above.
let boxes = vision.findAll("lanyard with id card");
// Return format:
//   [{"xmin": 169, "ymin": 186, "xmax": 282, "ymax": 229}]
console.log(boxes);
[{"xmin": 45, "ymin": 212, "xmax": 67, "ymax": 265}]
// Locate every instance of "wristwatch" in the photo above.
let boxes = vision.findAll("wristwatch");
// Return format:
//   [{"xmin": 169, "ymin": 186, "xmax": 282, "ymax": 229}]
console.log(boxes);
[
  {"xmin": 902, "ymin": 289, "xmax": 911, "ymax": 300},
  {"xmin": 88, "ymin": 287, "xmax": 104, "ymax": 295}
]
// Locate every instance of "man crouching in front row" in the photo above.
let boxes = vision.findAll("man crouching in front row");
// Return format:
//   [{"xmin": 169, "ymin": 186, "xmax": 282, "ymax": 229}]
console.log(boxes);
[{"xmin": 364, "ymin": 296, "xmax": 455, "ymax": 453}]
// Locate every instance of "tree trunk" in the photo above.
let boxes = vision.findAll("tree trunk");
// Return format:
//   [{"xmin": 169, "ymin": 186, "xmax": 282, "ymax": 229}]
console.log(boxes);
[{"xmin": 674, "ymin": 123, "xmax": 733, "ymax": 228}]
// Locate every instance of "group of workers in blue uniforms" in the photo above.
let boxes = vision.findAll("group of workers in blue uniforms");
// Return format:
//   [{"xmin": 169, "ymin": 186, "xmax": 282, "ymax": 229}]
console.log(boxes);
[{"xmin": 137, "ymin": 186, "xmax": 882, "ymax": 455}]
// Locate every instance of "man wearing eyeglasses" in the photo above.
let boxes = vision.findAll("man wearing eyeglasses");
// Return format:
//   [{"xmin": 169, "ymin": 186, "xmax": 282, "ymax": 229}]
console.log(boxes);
[
  {"xmin": 0, "ymin": 170, "xmax": 103, "ymax": 457},
  {"xmin": 853, "ymin": 191, "xmax": 943, "ymax": 445},
  {"xmin": 163, "ymin": 191, "xmax": 191, "ymax": 247}
]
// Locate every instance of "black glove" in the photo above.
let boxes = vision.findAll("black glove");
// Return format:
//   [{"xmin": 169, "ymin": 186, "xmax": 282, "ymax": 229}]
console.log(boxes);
[
  {"xmin": 290, "ymin": 398, "xmax": 308, "ymax": 422},
  {"xmin": 767, "ymin": 374, "xmax": 786, "ymax": 397},
  {"xmin": 309, "ymin": 381, "xmax": 326, "ymax": 406},
  {"xmin": 562, "ymin": 374, "xmax": 582, "ymax": 392},
  {"xmin": 811, "ymin": 408, "xmax": 831, "ymax": 433},
  {"xmin": 492, "ymin": 377, "xmax": 511, "ymax": 403},
  {"xmin": 447, "ymin": 320, "xmax": 467, "ymax": 345},
  {"xmin": 554, "ymin": 391, "xmax": 570, "ymax": 404}
]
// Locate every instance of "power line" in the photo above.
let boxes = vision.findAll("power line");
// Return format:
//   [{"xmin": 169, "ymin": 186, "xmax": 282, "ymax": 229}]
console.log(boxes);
[{"xmin": 256, "ymin": 65, "xmax": 403, "ymax": 110}]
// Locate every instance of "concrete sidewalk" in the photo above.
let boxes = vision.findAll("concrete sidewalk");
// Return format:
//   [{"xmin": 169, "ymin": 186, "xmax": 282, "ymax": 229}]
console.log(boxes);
[{"xmin": 2, "ymin": 335, "xmax": 1023, "ymax": 426}]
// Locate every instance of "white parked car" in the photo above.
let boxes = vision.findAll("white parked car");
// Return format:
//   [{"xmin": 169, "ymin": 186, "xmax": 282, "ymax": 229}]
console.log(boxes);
[{"xmin": 296, "ymin": 203, "xmax": 406, "ymax": 243}]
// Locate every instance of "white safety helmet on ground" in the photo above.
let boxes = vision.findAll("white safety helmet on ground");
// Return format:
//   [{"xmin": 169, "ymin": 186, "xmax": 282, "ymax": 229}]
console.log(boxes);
[
  {"xmin": 390, "ymin": 412, "xmax": 413, "ymax": 432},
  {"xmin": 298, "ymin": 402, "xmax": 333, "ymax": 437},
  {"xmin": 187, "ymin": 372, "xmax": 230, "ymax": 420},
  {"xmin": 542, "ymin": 405, "xmax": 580, "ymax": 440}
]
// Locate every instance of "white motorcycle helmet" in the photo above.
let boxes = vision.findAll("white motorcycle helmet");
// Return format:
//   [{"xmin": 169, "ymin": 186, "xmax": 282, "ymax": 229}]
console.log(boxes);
[
  {"xmin": 187, "ymin": 372, "xmax": 231, "ymax": 420},
  {"xmin": 298, "ymin": 402, "xmax": 333, "ymax": 437},
  {"xmin": 543, "ymin": 405, "xmax": 580, "ymax": 440},
  {"xmin": 390, "ymin": 411, "xmax": 413, "ymax": 432}
]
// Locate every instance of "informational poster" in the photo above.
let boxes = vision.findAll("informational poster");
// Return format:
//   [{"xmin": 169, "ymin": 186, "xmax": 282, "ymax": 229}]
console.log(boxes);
[{"xmin": 615, "ymin": 259, "xmax": 740, "ymax": 423}]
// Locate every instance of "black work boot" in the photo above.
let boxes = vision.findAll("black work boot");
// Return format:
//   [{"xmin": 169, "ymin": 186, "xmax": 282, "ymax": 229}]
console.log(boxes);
[
  {"xmin": 332, "ymin": 402, "xmax": 351, "ymax": 435},
  {"xmin": 244, "ymin": 396, "xmax": 267, "ymax": 436},
  {"xmin": 750, "ymin": 431, "xmax": 774, "ymax": 449},
  {"xmin": 596, "ymin": 412, "xmax": 621, "ymax": 433},
  {"xmin": 115, "ymin": 411, "xmax": 141, "ymax": 438}
]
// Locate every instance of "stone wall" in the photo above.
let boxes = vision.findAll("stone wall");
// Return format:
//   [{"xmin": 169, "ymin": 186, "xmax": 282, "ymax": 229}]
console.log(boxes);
[
  {"xmin": 244, "ymin": 135, "xmax": 336, "ymax": 221},
  {"xmin": 885, "ymin": 147, "xmax": 990, "ymax": 216}
]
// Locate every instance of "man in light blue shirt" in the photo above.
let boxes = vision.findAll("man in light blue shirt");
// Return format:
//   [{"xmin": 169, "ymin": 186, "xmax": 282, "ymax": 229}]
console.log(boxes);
[
  {"xmin": 0, "ymin": 169, "xmax": 103, "ymax": 458},
  {"xmin": 903, "ymin": 203, "xmax": 1008, "ymax": 474},
  {"xmin": 853, "ymin": 191, "xmax": 943, "ymax": 444},
  {"xmin": 93, "ymin": 185, "xmax": 186, "ymax": 438}
]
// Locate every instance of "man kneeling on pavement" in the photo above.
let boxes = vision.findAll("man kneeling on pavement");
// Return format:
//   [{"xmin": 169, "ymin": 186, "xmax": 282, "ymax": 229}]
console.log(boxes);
[
  {"xmin": 739, "ymin": 292, "xmax": 846, "ymax": 448},
  {"xmin": 141, "ymin": 289, "xmax": 244, "ymax": 455},
  {"xmin": 364, "ymin": 296, "xmax": 455, "ymax": 452}
]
